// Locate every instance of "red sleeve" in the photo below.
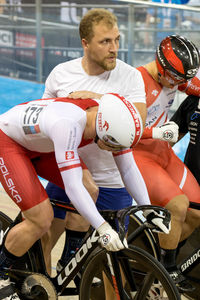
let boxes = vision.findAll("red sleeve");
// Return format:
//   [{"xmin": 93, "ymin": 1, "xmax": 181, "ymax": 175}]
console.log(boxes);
[{"xmin": 141, "ymin": 127, "xmax": 153, "ymax": 139}]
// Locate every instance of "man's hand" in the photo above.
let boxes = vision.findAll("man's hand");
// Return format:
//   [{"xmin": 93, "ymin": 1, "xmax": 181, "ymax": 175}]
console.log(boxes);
[
  {"xmin": 68, "ymin": 91, "xmax": 103, "ymax": 99},
  {"xmin": 143, "ymin": 209, "xmax": 171, "ymax": 234},
  {"xmin": 152, "ymin": 121, "xmax": 179, "ymax": 143},
  {"xmin": 97, "ymin": 222, "xmax": 128, "ymax": 251}
]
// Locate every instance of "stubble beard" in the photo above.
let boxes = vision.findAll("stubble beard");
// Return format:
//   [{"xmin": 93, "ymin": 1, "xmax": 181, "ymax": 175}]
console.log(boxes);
[{"xmin": 97, "ymin": 57, "xmax": 117, "ymax": 71}]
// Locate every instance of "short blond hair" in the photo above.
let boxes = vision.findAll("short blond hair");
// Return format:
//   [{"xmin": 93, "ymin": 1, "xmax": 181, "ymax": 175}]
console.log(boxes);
[{"xmin": 79, "ymin": 9, "xmax": 117, "ymax": 42}]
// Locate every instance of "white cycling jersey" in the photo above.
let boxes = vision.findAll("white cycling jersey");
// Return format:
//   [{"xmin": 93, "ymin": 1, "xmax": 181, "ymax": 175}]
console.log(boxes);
[
  {"xmin": 0, "ymin": 97, "xmax": 150, "ymax": 229},
  {"xmin": 43, "ymin": 57, "xmax": 146, "ymax": 188}
]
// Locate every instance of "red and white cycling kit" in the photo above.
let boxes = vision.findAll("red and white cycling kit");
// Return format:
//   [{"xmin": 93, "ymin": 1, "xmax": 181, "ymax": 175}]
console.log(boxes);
[
  {"xmin": 133, "ymin": 67, "xmax": 200, "ymax": 207},
  {"xmin": 0, "ymin": 97, "xmax": 150, "ymax": 229}
]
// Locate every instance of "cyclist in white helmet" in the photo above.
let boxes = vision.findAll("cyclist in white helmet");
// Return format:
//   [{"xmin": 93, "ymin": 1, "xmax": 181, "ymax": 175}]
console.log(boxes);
[{"xmin": 0, "ymin": 93, "xmax": 170, "ymax": 297}]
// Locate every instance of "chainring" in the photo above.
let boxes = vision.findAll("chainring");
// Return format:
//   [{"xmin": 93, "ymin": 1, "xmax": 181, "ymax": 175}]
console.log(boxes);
[
  {"xmin": 21, "ymin": 273, "xmax": 58, "ymax": 300},
  {"xmin": 146, "ymin": 281, "xmax": 169, "ymax": 300}
]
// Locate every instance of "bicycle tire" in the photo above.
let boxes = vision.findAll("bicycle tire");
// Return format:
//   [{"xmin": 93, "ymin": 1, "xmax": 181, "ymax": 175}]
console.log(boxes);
[
  {"xmin": 0, "ymin": 211, "xmax": 13, "ymax": 229},
  {"xmin": 79, "ymin": 245, "xmax": 181, "ymax": 300}
]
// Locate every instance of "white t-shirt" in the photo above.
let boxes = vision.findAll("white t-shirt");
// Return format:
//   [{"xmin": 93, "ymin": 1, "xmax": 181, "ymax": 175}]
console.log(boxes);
[{"xmin": 43, "ymin": 57, "xmax": 146, "ymax": 188}]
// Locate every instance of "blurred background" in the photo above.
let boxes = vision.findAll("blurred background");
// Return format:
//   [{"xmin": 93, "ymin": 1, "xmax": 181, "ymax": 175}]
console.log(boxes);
[{"xmin": 0, "ymin": 0, "xmax": 199, "ymax": 159}]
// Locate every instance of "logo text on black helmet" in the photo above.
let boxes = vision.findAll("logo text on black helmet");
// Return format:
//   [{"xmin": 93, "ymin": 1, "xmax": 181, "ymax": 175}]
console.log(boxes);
[{"xmin": 157, "ymin": 47, "xmax": 166, "ymax": 68}]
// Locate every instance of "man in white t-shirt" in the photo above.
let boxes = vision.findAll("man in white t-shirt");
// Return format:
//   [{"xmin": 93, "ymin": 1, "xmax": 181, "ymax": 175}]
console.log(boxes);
[{"xmin": 42, "ymin": 8, "xmax": 150, "ymax": 274}]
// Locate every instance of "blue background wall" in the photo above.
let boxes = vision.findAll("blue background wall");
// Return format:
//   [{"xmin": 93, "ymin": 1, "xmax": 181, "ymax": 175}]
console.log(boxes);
[{"xmin": 0, "ymin": 76, "xmax": 44, "ymax": 114}]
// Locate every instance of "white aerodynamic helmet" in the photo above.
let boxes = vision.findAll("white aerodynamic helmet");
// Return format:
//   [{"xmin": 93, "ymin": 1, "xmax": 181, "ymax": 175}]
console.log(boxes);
[{"xmin": 96, "ymin": 93, "xmax": 143, "ymax": 148}]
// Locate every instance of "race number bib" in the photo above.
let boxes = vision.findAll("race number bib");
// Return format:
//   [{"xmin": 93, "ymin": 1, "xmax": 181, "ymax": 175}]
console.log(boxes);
[{"xmin": 22, "ymin": 104, "xmax": 46, "ymax": 135}]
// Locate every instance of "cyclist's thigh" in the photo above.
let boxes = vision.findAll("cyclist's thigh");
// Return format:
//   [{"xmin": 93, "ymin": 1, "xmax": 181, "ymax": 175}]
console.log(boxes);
[
  {"xmin": 32, "ymin": 152, "xmax": 65, "ymax": 188},
  {"xmin": 34, "ymin": 153, "xmax": 88, "ymax": 190},
  {"xmin": 0, "ymin": 131, "xmax": 47, "ymax": 211},
  {"xmin": 166, "ymin": 148, "xmax": 200, "ymax": 204},
  {"xmin": 134, "ymin": 155, "xmax": 183, "ymax": 207},
  {"xmin": 23, "ymin": 198, "xmax": 53, "ymax": 226}
]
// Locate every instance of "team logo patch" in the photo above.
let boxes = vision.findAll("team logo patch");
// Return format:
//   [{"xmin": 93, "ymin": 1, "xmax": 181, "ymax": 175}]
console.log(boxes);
[
  {"xmin": 103, "ymin": 121, "xmax": 109, "ymax": 131},
  {"xmin": 152, "ymin": 89, "xmax": 159, "ymax": 96},
  {"xmin": 65, "ymin": 151, "xmax": 75, "ymax": 160},
  {"xmin": 163, "ymin": 130, "xmax": 173, "ymax": 141},
  {"xmin": 101, "ymin": 234, "xmax": 111, "ymax": 246}
]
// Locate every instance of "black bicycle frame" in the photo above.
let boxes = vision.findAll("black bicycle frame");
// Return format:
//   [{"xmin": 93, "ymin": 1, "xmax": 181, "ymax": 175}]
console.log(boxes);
[
  {"xmin": 179, "ymin": 247, "xmax": 200, "ymax": 276},
  {"xmin": 53, "ymin": 227, "xmax": 99, "ymax": 295},
  {"xmin": 4, "ymin": 201, "xmax": 170, "ymax": 297}
]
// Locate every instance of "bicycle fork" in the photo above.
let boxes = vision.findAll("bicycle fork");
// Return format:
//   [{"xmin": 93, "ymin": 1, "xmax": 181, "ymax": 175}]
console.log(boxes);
[{"xmin": 106, "ymin": 252, "xmax": 136, "ymax": 300}]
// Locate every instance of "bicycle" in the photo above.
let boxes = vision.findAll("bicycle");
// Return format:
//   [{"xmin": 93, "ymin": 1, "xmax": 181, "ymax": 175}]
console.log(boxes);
[
  {"xmin": 128, "ymin": 208, "xmax": 200, "ymax": 300},
  {"xmin": 0, "ymin": 199, "xmax": 181, "ymax": 300}
]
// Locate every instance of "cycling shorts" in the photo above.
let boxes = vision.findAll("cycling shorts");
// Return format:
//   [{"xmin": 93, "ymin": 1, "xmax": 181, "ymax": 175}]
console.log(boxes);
[
  {"xmin": 133, "ymin": 139, "xmax": 200, "ymax": 207},
  {"xmin": 96, "ymin": 187, "xmax": 132, "ymax": 230},
  {"xmin": 46, "ymin": 182, "xmax": 132, "ymax": 228},
  {"xmin": 0, "ymin": 130, "xmax": 80, "ymax": 211}
]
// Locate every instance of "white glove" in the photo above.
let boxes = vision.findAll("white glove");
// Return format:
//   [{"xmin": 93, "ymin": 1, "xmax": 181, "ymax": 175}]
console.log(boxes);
[
  {"xmin": 143, "ymin": 209, "xmax": 171, "ymax": 234},
  {"xmin": 152, "ymin": 121, "xmax": 179, "ymax": 143},
  {"xmin": 97, "ymin": 222, "xmax": 128, "ymax": 251}
]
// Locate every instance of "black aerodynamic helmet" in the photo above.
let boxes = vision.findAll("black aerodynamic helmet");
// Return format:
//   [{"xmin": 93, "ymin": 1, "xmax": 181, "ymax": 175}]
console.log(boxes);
[{"xmin": 156, "ymin": 35, "xmax": 200, "ymax": 81}]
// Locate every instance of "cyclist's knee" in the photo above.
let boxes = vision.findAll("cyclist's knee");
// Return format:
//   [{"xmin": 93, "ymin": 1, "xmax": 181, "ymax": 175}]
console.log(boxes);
[
  {"xmin": 37, "ymin": 217, "xmax": 53, "ymax": 235},
  {"xmin": 166, "ymin": 194, "xmax": 189, "ymax": 223},
  {"xmin": 65, "ymin": 213, "xmax": 90, "ymax": 231},
  {"xmin": 185, "ymin": 209, "xmax": 200, "ymax": 228},
  {"xmin": 24, "ymin": 199, "xmax": 54, "ymax": 235}
]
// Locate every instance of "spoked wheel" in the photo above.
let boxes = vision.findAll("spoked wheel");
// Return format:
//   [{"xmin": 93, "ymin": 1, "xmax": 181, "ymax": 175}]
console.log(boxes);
[{"xmin": 79, "ymin": 245, "xmax": 181, "ymax": 300}]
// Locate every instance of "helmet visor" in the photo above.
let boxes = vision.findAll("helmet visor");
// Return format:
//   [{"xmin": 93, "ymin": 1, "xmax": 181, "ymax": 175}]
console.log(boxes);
[
  {"xmin": 164, "ymin": 69, "xmax": 187, "ymax": 85},
  {"xmin": 103, "ymin": 135, "xmax": 123, "ymax": 147}
]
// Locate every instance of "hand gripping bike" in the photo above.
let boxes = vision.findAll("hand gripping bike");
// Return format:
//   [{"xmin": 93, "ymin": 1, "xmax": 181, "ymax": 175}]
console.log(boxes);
[{"xmin": 0, "ymin": 200, "xmax": 181, "ymax": 300}]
